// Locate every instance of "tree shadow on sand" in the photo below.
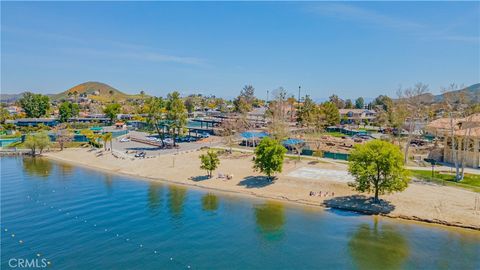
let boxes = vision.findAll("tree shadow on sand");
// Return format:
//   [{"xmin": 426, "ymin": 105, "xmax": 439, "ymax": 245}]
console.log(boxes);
[
  {"xmin": 190, "ymin": 175, "xmax": 211, "ymax": 182},
  {"xmin": 237, "ymin": 176, "xmax": 274, "ymax": 188},
  {"xmin": 323, "ymin": 195, "xmax": 395, "ymax": 215}
]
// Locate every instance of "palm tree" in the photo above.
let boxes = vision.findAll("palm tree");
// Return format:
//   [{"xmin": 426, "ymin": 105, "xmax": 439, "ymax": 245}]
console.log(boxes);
[
  {"xmin": 102, "ymin": 132, "xmax": 113, "ymax": 151},
  {"xmin": 287, "ymin": 96, "xmax": 296, "ymax": 122},
  {"xmin": 73, "ymin": 91, "xmax": 79, "ymax": 102}
]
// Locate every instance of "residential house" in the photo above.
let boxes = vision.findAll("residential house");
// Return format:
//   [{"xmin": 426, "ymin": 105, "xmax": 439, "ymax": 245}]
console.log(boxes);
[{"xmin": 339, "ymin": 109, "xmax": 377, "ymax": 124}]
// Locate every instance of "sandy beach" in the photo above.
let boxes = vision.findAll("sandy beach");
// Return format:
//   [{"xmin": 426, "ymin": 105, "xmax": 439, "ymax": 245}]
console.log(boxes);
[{"xmin": 45, "ymin": 148, "xmax": 480, "ymax": 230}]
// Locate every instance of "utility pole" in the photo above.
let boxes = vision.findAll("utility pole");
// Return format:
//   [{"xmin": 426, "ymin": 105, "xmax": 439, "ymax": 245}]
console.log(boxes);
[
  {"xmin": 267, "ymin": 90, "xmax": 269, "ymax": 103},
  {"xmin": 298, "ymin": 86, "xmax": 301, "ymax": 103}
]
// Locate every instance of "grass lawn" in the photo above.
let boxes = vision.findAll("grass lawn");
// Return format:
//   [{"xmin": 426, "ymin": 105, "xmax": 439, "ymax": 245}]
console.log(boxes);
[
  {"xmin": 325, "ymin": 131, "xmax": 346, "ymax": 137},
  {"xmin": 410, "ymin": 169, "xmax": 480, "ymax": 192}
]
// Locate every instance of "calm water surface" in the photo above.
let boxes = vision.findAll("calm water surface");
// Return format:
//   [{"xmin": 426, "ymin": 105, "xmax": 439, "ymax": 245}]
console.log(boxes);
[{"xmin": 1, "ymin": 157, "xmax": 479, "ymax": 269}]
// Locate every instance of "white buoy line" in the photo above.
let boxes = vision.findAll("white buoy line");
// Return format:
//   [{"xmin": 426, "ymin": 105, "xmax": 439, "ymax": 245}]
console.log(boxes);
[
  {"xmin": 23, "ymin": 192, "xmax": 193, "ymax": 269},
  {"xmin": 1, "ymin": 227, "xmax": 52, "ymax": 267}
]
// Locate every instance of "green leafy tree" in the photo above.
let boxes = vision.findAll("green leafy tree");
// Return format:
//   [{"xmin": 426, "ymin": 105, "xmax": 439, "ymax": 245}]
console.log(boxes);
[
  {"xmin": 344, "ymin": 99, "xmax": 353, "ymax": 109},
  {"xmin": 355, "ymin": 97, "xmax": 365, "ymax": 109},
  {"xmin": 24, "ymin": 132, "xmax": 52, "ymax": 156},
  {"xmin": 166, "ymin": 91, "xmax": 188, "ymax": 146},
  {"xmin": 253, "ymin": 137, "xmax": 287, "ymax": 180},
  {"xmin": 329, "ymin": 94, "xmax": 345, "ymax": 109},
  {"xmin": 200, "ymin": 150, "xmax": 220, "ymax": 178},
  {"xmin": 19, "ymin": 92, "xmax": 50, "ymax": 118},
  {"xmin": 348, "ymin": 140, "xmax": 410, "ymax": 202},
  {"xmin": 0, "ymin": 107, "xmax": 10, "ymax": 124},
  {"xmin": 145, "ymin": 97, "xmax": 166, "ymax": 147},
  {"xmin": 296, "ymin": 95, "xmax": 318, "ymax": 127},
  {"xmin": 81, "ymin": 129, "xmax": 101, "ymax": 148},
  {"xmin": 233, "ymin": 96, "xmax": 252, "ymax": 113},
  {"xmin": 320, "ymin": 102, "xmax": 340, "ymax": 127},
  {"xmin": 240, "ymin": 85, "xmax": 255, "ymax": 105},
  {"xmin": 184, "ymin": 97, "xmax": 196, "ymax": 114},
  {"xmin": 58, "ymin": 101, "xmax": 79, "ymax": 122},
  {"xmin": 103, "ymin": 103, "xmax": 121, "ymax": 124}
]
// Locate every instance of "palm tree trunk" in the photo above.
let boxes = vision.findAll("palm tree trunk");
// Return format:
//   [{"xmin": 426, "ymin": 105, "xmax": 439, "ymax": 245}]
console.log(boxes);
[{"xmin": 154, "ymin": 124, "xmax": 165, "ymax": 148}]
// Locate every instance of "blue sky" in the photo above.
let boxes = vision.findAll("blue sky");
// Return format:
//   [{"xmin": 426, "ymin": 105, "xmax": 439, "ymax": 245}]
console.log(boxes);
[{"xmin": 1, "ymin": 1, "xmax": 479, "ymax": 100}]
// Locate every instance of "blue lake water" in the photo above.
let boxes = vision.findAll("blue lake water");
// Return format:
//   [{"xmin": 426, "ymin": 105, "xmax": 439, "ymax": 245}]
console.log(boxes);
[{"xmin": 1, "ymin": 157, "xmax": 479, "ymax": 269}]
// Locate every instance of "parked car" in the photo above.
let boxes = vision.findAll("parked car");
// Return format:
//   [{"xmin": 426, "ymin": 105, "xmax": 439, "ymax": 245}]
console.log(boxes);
[
  {"xmin": 199, "ymin": 132, "xmax": 210, "ymax": 138},
  {"xmin": 120, "ymin": 137, "xmax": 130, "ymax": 142},
  {"xmin": 163, "ymin": 138, "xmax": 174, "ymax": 144}
]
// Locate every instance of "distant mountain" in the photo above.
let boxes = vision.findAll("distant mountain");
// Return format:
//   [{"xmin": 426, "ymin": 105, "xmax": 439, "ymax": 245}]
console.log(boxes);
[
  {"xmin": 52, "ymin": 81, "xmax": 146, "ymax": 102},
  {"xmin": 394, "ymin": 83, "xmax": 480, "ymax": 104},
  {"xmin": 432, "ymin": 83, "xmax": 480, "ymax": 103},
  {"xmin": 0, "ymin": 92, "xmax": 25, "ymax": 103}
]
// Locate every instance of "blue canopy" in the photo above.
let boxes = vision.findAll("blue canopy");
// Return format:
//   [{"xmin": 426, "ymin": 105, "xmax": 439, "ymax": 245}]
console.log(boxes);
[
  {"xmin": 283, "ymin": 138, "xmax": 304, "ymax": 146},
  {"xmin": 240, "ymin": 132, "xmax": 268, "ymax": 139}
]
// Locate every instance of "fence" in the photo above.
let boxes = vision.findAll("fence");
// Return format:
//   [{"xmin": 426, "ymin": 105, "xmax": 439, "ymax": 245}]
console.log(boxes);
[{"xmin": 323, "ymin": 152, "xmax": 350, "ymax": 161}]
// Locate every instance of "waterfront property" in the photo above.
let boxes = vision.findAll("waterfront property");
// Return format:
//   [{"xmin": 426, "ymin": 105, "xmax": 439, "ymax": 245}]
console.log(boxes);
[{"xmin": 1, "ymin": 157, "xmax": 479, "ymax": 269}]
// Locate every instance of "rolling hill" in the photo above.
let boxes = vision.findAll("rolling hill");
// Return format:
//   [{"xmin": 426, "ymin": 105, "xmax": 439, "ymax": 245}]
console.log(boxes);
[
  {"xmin": 52, "ymin": 81, "xmax": 146, "ymax": 102},
  {"xmin": 432, "ymin": 83, "xmax": 480, "ymax": 103}
]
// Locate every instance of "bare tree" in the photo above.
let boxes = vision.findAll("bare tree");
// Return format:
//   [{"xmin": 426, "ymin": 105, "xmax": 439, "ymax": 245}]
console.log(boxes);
[
  {"xmin": 459, "ymin": 105, "xmax": 480, "ymax": 179},
  {"xmin": 441, "ymin": 83, "xmax": 466, "ymax": 180},
  {"xmin": 267, "ymin": 87, "xmax": 290, "ymax": 141},
  {"xmin": 220, "ymin": 118, "xmax": 247, "ymax": 153},
  {"xmin": 54, "ymin": 124, "xmax": 73, "ymax": 151},
  {"xmin": 396, "ymin": 83, "xmax": 431, "ymax": 163}
]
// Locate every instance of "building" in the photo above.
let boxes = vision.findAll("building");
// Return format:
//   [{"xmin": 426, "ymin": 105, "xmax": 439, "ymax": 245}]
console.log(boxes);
[
  {"xmin": 68, "ymin": 117, "xmax": 110, "ymax": 124},
  {"xmin": 6, "ymin": 106, "xmax": 21, "ymax": 115},
  {"xmin": 15, "ymin": 118, "xmax": 59, "ymax": 127},
  {"xmin": 339, "ymin": 109, "xmax": 377, "ymax": 124},
  {"xmin": 426, "ymin": 114, "xmax": 480, "ymax": 168},
  {"xmin": 444, "ymin": 127, "xmax": 480, "ymax": 168}
]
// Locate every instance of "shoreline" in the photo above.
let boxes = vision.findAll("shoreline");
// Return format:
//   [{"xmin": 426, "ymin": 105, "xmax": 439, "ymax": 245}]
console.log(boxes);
[{"xmin": 43, "ymin": 148, "xmax": 480, "ymax": 231}]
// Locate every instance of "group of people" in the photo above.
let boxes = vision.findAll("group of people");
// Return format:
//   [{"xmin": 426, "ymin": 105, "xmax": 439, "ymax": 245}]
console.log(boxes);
[
  {"xmin": 218, "ymin": 173, "xmax": 233, "ymax": 180},
  {"xmin": 309, "ymin": 191, "xmax": 334, "ymax": 197}
]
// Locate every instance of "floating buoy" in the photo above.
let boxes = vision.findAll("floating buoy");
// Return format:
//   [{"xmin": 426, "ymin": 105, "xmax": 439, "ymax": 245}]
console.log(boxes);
[
  {"xmin": 19, "ymin": 240, "xmax": 23, "ymax": 244},
  {"xmin": 36, "ymin": 253, "xmax": 41, "ymax": 257},
  {"xmin": 11, "ymin": 234, "xmax": 15, "ymax": 237}
]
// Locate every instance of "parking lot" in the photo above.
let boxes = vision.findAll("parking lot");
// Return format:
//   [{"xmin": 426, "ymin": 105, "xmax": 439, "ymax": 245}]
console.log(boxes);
[{"xmin": 111, "ymin": 131, "xmax": 221, "ymax": 157}]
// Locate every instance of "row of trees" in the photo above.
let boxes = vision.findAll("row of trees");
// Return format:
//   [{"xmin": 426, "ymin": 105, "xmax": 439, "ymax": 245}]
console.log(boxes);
[
  {"xmin": 144, "ymin": 91, "xmax": 188, "ymax": 147},
  {"xmin": 200, "ymin": 137, "xmax": 287, "ymax": 180},
  {"xmin": 199, "ymin": 137, "xmax": 409, "ymax": 203}
]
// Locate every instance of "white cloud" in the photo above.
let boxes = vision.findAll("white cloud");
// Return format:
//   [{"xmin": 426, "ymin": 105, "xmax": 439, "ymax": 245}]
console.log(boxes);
[
  {"xmin": 3, "ymin": 26, "xmax": 206, "ymax": 66},
  {"xmin": 306, "ymin": 3, "xmax": 424, "ymax": 30},
  {"xmin": 305, "ymin": 3, "xmax": 479, "ymax": 44}
]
